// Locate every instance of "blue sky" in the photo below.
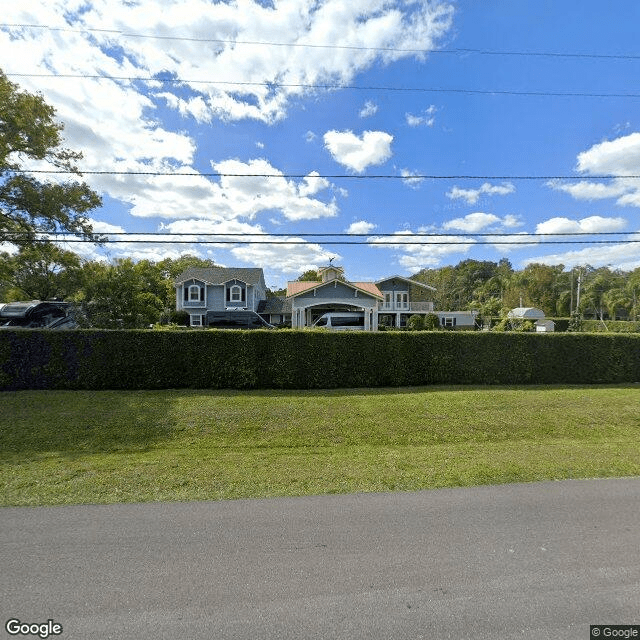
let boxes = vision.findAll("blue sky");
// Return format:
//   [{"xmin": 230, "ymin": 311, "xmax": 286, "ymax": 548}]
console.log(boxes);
[{"xmin": 2, "ymin": 0, "xmax": 640, "ymax": 289}]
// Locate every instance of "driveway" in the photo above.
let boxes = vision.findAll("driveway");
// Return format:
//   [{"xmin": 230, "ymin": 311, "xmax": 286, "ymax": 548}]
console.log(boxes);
[{"xmin": 1, "ymin": 478, "xmax": 639, "ymax": 639}]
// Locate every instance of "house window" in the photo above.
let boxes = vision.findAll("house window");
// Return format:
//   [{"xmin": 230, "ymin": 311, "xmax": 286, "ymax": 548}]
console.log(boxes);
[
  {"xmin": 188, "ymin": 285, "xmax": 203, "ymax": 302},
  {"xmin": 442, "ymin": 316, "xmax": 456, "ymax": 327},
  {"xmin": 227, "ymin": 284, "xmax": 246, "ymax": 303},
  {"xmin": 190, "ymin": 314, "xmax": 203, "ymax": 327},
  {"xmin": 384, "ymin": 293, "xmax": 392, "ymax": 309},
  {"xmin": 396, "ymin": 292, "xmax": 408, "ymax": 309}
]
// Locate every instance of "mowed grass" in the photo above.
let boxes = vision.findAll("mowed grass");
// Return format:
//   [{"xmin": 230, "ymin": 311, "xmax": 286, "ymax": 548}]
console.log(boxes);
[{"xmin": 1, "ymin": 385, "xmax": 639, "ymax": 506}]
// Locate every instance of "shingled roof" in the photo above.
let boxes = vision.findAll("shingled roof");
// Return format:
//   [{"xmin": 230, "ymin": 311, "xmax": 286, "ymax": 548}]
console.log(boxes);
[
  {"xmin": 257, "ymin": 297, "xmax": 292, "ymax": 314},
  {"xmin": 175, "ymin": 267, "xmax": 264, "ymax": 286}
]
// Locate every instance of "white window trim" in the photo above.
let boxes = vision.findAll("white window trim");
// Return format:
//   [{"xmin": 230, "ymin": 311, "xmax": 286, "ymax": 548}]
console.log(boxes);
[
  {"xmin": 230, "ymin": 285, "xmax": 242, "ymax": 302},
  {"xmin": 188, "ymin": 285, "xmax": 201, "ymax": 302},
  {"xmin": 190, "ymin": 314, "xmax": 203, "ymax": 327}
]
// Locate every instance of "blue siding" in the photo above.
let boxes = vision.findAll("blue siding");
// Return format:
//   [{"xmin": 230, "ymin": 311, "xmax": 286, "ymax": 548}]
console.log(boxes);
[{"xmin": 207, "ymin": 285, "xmax": 226, "ymax": 310}]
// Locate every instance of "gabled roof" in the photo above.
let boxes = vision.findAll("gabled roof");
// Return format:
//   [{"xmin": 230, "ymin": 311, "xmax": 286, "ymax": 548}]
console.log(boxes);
[
  {"xmin": 376, "ymin": 275, "xmax": 437, "ymax": 292},
  {"xmin": 175, "ymin": 267, "xmax": 264, "ymax": 286},
  {"xmin": 286, "ymin": 279, "xmax": 383, "ymax": 299},
  {"xmin": 257, "ymin": 296, "xmax": 292, "ymax": 314},
  {"xmin": 287, "ymin": 281, "xmax": 318, "ymax": 296}
]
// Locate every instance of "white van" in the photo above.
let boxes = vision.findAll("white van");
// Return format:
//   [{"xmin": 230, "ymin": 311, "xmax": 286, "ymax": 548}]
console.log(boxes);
[{"xmin": 312, "ymin": 312, "xmax": 365, "ymax": 330}]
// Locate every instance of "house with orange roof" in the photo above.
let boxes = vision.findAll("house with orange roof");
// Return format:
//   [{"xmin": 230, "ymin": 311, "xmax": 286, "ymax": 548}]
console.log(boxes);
[
  {"xmin": 286, "ymin": 265, "xmax": 384, "ymax": 330},
  {"xmin": 175, "ymin": 263, "xmax": 449, "ymax": 330}
]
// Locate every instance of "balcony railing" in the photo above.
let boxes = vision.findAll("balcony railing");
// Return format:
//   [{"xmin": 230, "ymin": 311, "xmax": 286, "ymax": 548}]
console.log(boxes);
[{"xmin": 378, "ymin": 301, "xmax": 433, "ymax": 312}]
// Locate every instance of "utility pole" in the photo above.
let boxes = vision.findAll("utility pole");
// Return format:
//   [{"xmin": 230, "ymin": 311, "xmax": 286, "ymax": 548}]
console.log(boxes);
[
  {"xmin": 570, "ymin": 269, "xmax": 574, "ymax": 315},
  {"xmin": 576, "ymin": 269, "xmax": 582, "ymax": 312}
]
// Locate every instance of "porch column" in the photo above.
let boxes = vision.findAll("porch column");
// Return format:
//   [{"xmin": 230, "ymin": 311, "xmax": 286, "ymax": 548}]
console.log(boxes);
[{"xmin": 364, "ymin": 308, "xmax": 370, "ymax": 331}]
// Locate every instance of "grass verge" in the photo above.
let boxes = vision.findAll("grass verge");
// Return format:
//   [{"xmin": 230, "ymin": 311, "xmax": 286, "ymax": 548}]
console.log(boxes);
[{"xmin": 1, "ymin": 385, "xmax": 639, "ymax": 506}]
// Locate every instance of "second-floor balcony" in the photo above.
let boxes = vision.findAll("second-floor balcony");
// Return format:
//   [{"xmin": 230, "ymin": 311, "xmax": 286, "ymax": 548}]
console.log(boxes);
[{"xmin": 378, "ymin": 301, "xmax": 434, "ymax": 312}]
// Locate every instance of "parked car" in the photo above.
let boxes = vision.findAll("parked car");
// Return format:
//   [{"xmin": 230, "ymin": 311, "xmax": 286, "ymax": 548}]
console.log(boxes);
[
  {"xmin": 312, "ymin": 312, "xmax": 366, "ymax": 331},
  {"xmin": 205, "ymin": 311, "xmax": 275, "ymax": 329}
]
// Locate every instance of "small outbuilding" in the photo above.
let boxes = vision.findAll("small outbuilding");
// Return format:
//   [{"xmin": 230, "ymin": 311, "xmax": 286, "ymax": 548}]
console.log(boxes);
[{"xmin": 535, "ymin": 319, "xmax": 555, "ymax": 332}]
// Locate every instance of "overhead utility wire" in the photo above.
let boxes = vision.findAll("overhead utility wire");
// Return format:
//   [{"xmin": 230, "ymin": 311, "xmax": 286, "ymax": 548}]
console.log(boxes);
[
  {"xmin": 11, "ymin": 168, "xmax": 640, "ymax": 180},
  {"xmin": 3, "ymin": 23, "xmax": 640, "ymax": 60},
  {"xmin": 7, "ymin": 72, "xmax": 640, "ymax": 99},
  {"xmin": 18, "ymin": 232, "xmax": 638, "ymax": 238},
  {"xmin": 33, "ymin": 238, "xmax": 640, "ymax": 245}
]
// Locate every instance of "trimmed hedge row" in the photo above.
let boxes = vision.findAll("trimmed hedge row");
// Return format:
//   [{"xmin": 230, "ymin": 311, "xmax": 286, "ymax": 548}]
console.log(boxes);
[{"xmin": 1, "ymin": 329, "xmax": 639, "ymax": 390}]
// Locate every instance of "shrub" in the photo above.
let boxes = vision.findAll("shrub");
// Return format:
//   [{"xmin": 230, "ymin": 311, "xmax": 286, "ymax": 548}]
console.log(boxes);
[
  {"xmin": 2, "ymin": 329, "xmax": 640, "ymax": 390},
  {"xmin": 423, "ymin": 313, "xmax": 441, "ymax": 330}
]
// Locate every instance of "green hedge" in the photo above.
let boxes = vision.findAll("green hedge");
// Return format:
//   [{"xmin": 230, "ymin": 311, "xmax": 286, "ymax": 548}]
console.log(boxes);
[
  {"xmin": 581, "ymin": 320, "xmax": 640, "ymax": 333},
  {"xmin": 1, "ymin": 329, "xmax": 640, "ymax": 390}
]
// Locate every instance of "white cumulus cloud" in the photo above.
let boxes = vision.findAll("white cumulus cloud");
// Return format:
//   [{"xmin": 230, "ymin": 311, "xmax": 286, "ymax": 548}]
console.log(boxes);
[
  {"xmin": 443, "ymin": 212, "xmax": 501, "ymax": 232},
  {"xmin": 368, "ymin": 230, "xmax": 473, "ymax": 270},
  {"xmin": 345, "ymin": 220, "xmax": 377, "ymax": 234},
  {"xmin": 441, "ymin": 212, "xmax": 521, "ymax": 233},
  {"xmin": 535, "ymin": 216, "xmax": 627, "ymax": 235},
  {"xmin": 359, "ymin": 101, "xmax": 378, "ymax": 118},
  {"xmin": 550, "ymin": 132, "xmax": 640, "ymax": 207},
  {"xmin": 405, "ymin": 105, "xmax": 437, "ymax": 127},
  {"xmin": 446, "ymin": 182, "xmax": 516, "ymax": 205},
  {"xmin": 323, "ymin": 130, "xmax": 393, "ymax": 173},
  {"xmin": 401, "ymin": 169, "xmax": 425, "ymax": 189}
]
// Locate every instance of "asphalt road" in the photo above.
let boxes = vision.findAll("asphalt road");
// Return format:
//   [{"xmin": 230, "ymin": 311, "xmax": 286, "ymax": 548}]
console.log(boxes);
[{"xmin": 1, "ymin": 478, "xmax": 639, "ymax": 640}]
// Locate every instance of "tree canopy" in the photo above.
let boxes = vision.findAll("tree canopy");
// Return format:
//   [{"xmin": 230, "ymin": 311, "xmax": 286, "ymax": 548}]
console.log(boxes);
[
  {"xmin": 0, "ymin": 70, "xmax": 101, "ymax": 247},
  {"xmin": 1, "ymin": 246, "xmax": 639, "ymax": 327}
]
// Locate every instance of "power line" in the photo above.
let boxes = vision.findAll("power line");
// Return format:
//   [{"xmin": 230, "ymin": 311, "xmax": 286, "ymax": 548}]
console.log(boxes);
[
  {"xmin": 10, "ymin": 168, "xmax": 640, "ymax": 180},
  {"xmin": 38, "ymin": 238, "xmax": 640, "ymax": 245},
  {"xmin": 15, "ymin": 231, "xmax": 640, "ymax": 246},
  {"xmin": 17, "ymin": 231, "xmax": 639, "ymax": 237},
  {"xmin": 7, "ymin": 72, "xmax": 640, "ymax": 99},
  {"xmin": 4, "ymin": 23, "xmax": 640, "ymax": 61}
]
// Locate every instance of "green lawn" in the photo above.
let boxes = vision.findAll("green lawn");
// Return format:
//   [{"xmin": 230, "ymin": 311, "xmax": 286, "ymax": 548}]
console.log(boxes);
[{"xmin": 1, "ymin": 385, "xmax": 639, "ymax": 506}]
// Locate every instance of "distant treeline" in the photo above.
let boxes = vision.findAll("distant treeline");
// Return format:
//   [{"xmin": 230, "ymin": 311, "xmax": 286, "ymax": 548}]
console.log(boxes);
[
  {"xmin": 1, "ymin": 247, "xmax": 639, "ymax": 328},
  {"xmin": 410, "ymin": 258, "xmax": 640, "ymax": 321}
]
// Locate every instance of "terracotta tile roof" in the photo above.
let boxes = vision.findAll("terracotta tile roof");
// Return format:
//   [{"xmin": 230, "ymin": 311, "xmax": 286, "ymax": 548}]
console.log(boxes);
[
  {"xmin": 286, "ymin": 281, "xmax": 320, "ymax": 296},
  {"xmin": 286, "ymin": 280, "xmax": 383, "ymax": 299},
  {"xmin": 353, "ymin": 282, "xmax": 383, "ymax": 298}
]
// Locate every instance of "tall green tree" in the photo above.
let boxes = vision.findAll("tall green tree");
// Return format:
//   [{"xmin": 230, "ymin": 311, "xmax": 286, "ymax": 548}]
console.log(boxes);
[
  {"xmin": 156, "ymin": 254, "xmax": 217, "ymax": 281},
  {"xmin": 579, "ymin": 266, "xmax": 626, "ymax": 321},
  {"xmin": 74, "ymin": 259, "xmax": 165, "ymax": 328},
  {"xmin": 0, "ymin": 70, "xmax": 101, "ymax": 247},
  {"xmin": 297, "ymin": 269, "xmax": 320, "ymax": 281},
  {"xmin": 0, "ymin": 244, "xmax": 81, "ymax": 301}
]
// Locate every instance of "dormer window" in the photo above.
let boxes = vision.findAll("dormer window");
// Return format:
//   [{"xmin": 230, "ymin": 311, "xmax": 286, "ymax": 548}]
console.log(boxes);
[
  {"xmin": 184, "ymin": 283, "xmax": 204, "ymax": 303},
  {"xmin": 226, "ymin": 284, "xmax": 246, "ymax": 303}
]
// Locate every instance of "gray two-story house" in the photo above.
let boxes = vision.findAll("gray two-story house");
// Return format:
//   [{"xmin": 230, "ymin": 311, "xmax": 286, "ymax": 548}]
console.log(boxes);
[{"xmin": 175, "ymin": 267, "xmax": 267, "ymax": 327}]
